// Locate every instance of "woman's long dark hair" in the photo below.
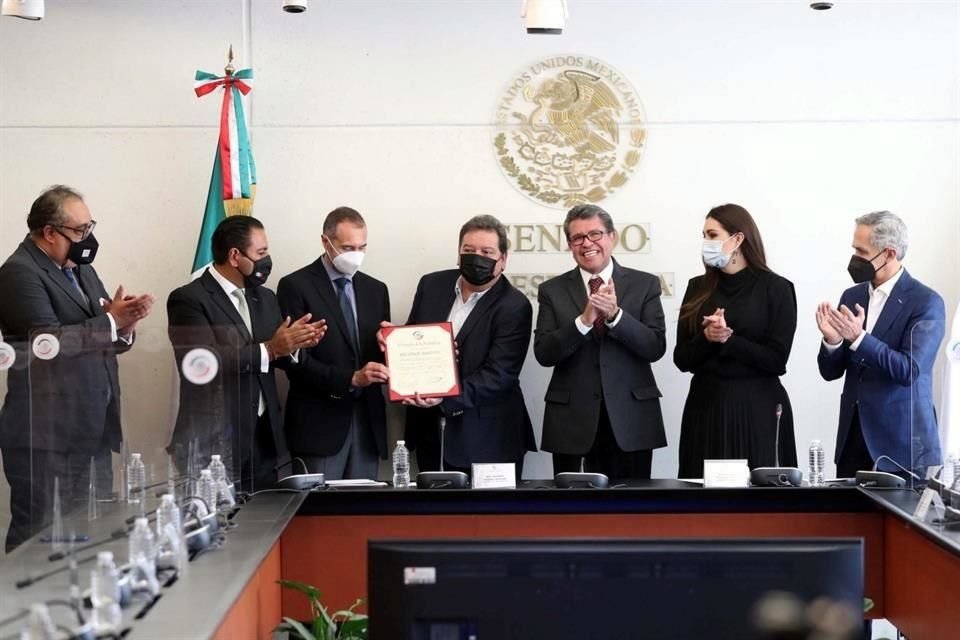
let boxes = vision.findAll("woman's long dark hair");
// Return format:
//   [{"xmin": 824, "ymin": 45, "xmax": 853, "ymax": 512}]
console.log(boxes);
[{"xmin": 678, "ymin": 204, "xmax": 771, "ymax": 333}]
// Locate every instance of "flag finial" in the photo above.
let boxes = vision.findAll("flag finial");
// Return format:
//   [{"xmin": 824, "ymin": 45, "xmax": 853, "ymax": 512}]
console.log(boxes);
[{"xmin": 225, "ymin": 45, "xmax": 235, "ymax": 76}]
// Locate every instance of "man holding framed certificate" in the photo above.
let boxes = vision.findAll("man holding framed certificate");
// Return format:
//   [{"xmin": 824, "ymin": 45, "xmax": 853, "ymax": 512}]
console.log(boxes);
[{"xmin": 391, "ymin": 215, "xmax": 536, "ymax": 479}]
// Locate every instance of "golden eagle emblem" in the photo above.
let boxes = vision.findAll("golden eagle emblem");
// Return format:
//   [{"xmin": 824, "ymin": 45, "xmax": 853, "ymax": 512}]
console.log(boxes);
[{"xmin": 494, "ymin": 56, "xmax": 646, "ymax": 209}]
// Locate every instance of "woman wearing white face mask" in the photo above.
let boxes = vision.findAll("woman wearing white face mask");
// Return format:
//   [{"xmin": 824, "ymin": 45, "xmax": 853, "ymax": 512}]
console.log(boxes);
[{"xmin": 674, "ymin": 204, "xmax": 798, "ymax": 479}]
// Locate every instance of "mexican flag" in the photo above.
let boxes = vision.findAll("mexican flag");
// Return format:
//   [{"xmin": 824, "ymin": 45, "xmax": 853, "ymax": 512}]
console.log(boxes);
[{"xmin": 191, "ymin": 66, "xmax": 257, "ymax": 277}]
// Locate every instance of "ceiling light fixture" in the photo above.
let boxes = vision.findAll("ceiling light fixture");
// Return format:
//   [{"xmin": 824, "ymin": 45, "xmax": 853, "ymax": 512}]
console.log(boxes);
[
  {"xmin": 522, "ymin": 0, "xmax": 567, "ymax": 35},
  {"xmin": 1, "ymin": 0, "xmax": 43, "ymax": 20}
]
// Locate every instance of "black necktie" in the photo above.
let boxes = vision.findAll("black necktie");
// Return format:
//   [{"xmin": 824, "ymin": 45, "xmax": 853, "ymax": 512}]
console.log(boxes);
[
  {"xmin": 334, "ymin": 277, "xmax": 360, "ymax": 362},
  {"xmin": 63, "ymin": 266, "xmax": 88, "ymax": 305}
]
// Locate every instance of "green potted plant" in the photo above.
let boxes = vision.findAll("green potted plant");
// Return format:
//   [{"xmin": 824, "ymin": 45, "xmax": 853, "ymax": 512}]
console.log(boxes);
[{"xmin": 274, "ymin": 579, "xmax": 368, "ymax": 640}]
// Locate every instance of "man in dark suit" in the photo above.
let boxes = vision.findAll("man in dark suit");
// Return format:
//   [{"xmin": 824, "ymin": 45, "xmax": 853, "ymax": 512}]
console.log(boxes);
[
  {"xmin": 817, "ymin": 210, "xmax": 945, "ymax": 478},
  {"xmin": 400, "ymin": 215, "xmax": 535, "ymax": 478},
  {"xmin": 277, "ymin": 207, "xmax": 390, "ymax": 480},
  {"xmin": 0, "ymin": 185, "xmax": 154, "ymax": 551},
  {"xmin": 535, "ymin": 204, "xmax": 667, "ymax": 480},
  {"xmin": 167, "ymin": 216, "xmax": 324, "ymax": 491}
]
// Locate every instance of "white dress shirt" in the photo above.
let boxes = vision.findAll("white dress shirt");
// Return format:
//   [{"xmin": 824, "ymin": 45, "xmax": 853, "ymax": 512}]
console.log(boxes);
[
  {"xmin": 208, "ymin": 265, "xmax": 270, "ymax": 374},
  {"xmin": 824, "ymin": 267, "xmax": 904, "ymax": 352},
  {"xmin": 448, "ymin": 277, "xmax": 491, "ymax": 337},
  {"xmin": 574, "ymin": 260, "xmax": 624, "ymax": 334}
]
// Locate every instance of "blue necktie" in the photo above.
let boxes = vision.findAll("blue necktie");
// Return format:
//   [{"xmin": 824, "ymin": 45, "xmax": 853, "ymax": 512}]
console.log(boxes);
[
  {"xmin": 63, "ymin": 266, "xmax": 87, "ymax": 304},
  {"xmin": 334, "ymin": 277, "xmax": 359, "ymax": 363}
]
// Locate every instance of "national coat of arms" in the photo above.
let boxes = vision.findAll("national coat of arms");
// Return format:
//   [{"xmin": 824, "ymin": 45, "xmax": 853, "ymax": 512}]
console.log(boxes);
[{"xmin": 494, "ymin": 55, "xmax": 646, "ymax": 209}]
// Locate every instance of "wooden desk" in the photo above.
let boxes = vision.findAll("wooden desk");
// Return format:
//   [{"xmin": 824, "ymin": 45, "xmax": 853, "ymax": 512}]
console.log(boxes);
[{"xmin": 275, "ymin": 484, "xmax": 960, "ymax": 639}]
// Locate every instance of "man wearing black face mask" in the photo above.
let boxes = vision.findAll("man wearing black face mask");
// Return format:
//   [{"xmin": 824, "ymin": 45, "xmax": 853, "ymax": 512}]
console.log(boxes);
[
  {"xmin": 817, "ymin": 211, "xmax": 945, "ymax": 479},
  {"xmin": 397, "ymin": 215, "xmax": 535, "ymax": 479},
  {"xmin": 0, "ymin": 185, "xmax": 155, "ymax": 551},
  {"xmin": 167, "ymin": 216, "xmax": 326, "ymax": 491}
]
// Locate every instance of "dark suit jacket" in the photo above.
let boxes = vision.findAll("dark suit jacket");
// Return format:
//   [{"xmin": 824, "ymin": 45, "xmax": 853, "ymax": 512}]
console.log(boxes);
[
  {"xmin": 166, "ymin": 269, "xmax": 290, "ymax": 470},
  {"xmin": 534, "ymin": 260, "xmax": 667, "ymax": 454},
  {"xmin": 818, "ymin": 269, "xmax": 945, "ymax": 474},
  {"xmin": 404, "ymin": 270, "xmax": 535, "ymax": 467},
  {"xmin": 0, "ymin": 237, "xmax": 130, "ymax": 453},
  {"xmin": 277, "ymin": 258, "xmax": 390, "ymax": 458}
]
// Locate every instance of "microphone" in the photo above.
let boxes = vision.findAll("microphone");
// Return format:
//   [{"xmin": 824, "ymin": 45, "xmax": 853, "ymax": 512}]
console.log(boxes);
[
  {"xmin": 774, "ymin": 403, "xmax": 782, "ymax": 467},
  {"xmin": 274, "ymin": 456, "xmax": 310, "ymax": 475},
  {"xmin": 16, "ymin": 552, "xmax": 102, "ymax": 589},
  {"xmin": 750, "ymin": 402, "xmax": 802, "ymax": 487},
  {"xmin": 416, "ymin": 416, "xmax": 468, "ymax": 489},
  {"xmin": 48, "ymin": 527, "xmax": 129, "ymax": 562},
  {"xmin": 855, "ymin": 455, "xmax": 924, "ymax": 489}
]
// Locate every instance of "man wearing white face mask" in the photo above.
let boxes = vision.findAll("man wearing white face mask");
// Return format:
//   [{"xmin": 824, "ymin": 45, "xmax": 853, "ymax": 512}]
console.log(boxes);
[{"xmin": 277, "ymin": 207, "xmax": 391, "ymax": 479}]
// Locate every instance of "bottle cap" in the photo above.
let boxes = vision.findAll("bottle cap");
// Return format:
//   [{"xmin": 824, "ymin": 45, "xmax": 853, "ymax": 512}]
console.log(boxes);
[
  {"xmin": 131, "ymin": 453, "xmax": 141, "ymax": 460},
  {"xmin": 200, "ymin": 469, "xmax": 212, "ymax": 477},
  {"xmin": 211, "ymin": 454, "xmax": 221, "ymax": 461},
  {"xmin": 97, "ymin": 551, "xmax": 114, "ymax": 563},
  {"xmin": 161, "ymin": 493, "xmax": 175, "ymax": 504},
  {"xmin": 397, "ymin": 440, "xmax": 405, "ymax": 446},
  {"xmin": 135, "ymin": 517, "xmax": 149, "ymax": 528}
]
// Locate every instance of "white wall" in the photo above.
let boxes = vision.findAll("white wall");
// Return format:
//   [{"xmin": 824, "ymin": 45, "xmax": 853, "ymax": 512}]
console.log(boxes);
[{"xmin": 1, "ymin": 0, "xmax": 958, "ymax": 516}]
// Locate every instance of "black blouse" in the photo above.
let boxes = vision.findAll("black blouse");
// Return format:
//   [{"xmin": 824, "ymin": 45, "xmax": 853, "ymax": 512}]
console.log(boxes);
[{"xmin": 674, "ymin": 268, "xmax": 798, "ymax": 379}]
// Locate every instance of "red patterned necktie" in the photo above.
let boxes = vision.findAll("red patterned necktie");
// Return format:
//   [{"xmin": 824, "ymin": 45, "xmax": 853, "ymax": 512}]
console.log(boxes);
[{"xmin": 588, "ymin": 276, "xmax": 605, "ymax": 334}]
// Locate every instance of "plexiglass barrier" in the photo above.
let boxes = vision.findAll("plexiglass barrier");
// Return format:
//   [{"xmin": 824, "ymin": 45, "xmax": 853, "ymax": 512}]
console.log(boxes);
[
  {"xmin": 907, "ymin": 319, "xmax": 944, "ymax": 493},
  {"xmin": 11, "ymin": 325, "xmax": 249, "ymax": 556}
]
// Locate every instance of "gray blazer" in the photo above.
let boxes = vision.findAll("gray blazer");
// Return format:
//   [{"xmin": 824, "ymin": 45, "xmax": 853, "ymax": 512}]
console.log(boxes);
[
  {"xmin": 0, "ymin": 237, "xmax": 129, "ymax": 453},
  {"xmin": 534, "ymin": 260, "xmax": 667, "ymax": 454}
]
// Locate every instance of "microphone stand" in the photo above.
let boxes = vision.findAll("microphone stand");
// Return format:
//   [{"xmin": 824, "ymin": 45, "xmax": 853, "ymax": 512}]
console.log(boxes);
[
  {"xmin": 415, "ymin": 416, "xmax": 468, "ymax": 489},
  {"xmin": 750, "ymin": 402, "xmax": 802, "ymax": 487}
]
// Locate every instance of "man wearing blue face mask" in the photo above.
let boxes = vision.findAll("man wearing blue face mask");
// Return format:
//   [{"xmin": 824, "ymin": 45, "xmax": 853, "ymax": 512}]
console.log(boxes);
[
  {"xmin": 277, "ymin": 207, "xmax": 390, "ymax": 480},
  {"xmin": 817, "ymin": 211, "xmax": 945, "ymax": 479}
]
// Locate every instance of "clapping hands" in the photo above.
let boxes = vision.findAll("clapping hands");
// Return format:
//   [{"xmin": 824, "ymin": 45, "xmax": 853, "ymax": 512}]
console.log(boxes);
[{"xmin": 703, "ymin": 308, "xmax": 733, "ymax": 343}]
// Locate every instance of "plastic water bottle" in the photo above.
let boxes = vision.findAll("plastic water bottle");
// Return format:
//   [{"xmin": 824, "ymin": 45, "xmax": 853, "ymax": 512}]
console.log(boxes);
[
  {"xmin": 155, "ymin": 493, "xmax": 185, "ymax": 572},
  {"xmin": 128, "ymin": 517, "xmax": 156, "ymax": 568},
  {"xmin": 90, "ymin": 551, "xmax": 121, "ymax": 631},
  {"xmin": 808, "ymin": 440, "xmax": 825, "ymax": 487},
  {"xmin": 209, "ymin": 454, "xmax": 228, "ymax": 482},
  {"xmin": 156, "ymin": 494, "xmax": 181, "ymax": 538},
  {"xmin": 392, "ymin": 440, "xmax": 410, "ymax": 488},
  {"xmin": 197, "ymin": 469, "xmax": 218, "ymax": 514},
  {"xmin": 942, "ymin": 453, "xmax": 957, "ymax": 490},
  {"xmin": 208, "ymin": 454, "xmax": 233, "ymax": 505},
  {"xmin": 951, "ymin": 454, "xmax": 960, "ymax": 509},
  {"xmin": 126, "ymin": 453, "xmax": 146, "ymax": 504}
]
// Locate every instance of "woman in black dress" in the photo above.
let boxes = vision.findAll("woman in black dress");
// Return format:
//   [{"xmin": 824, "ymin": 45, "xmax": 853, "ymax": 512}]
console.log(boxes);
[{"xmin": 674, "ymin": 204, "xmax": 798, "ymax": 478}]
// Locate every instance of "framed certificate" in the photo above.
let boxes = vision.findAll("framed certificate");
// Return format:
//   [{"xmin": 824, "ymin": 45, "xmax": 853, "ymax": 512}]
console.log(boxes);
[{"xmin": 383, "ymin": 322, "xmax": 461, "ymax": 401}]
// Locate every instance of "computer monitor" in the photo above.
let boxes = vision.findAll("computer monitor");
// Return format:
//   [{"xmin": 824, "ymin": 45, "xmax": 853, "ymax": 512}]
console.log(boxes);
[{"xmin": 368, "ymin": 538, "xmax": 863, "ymax": 640}]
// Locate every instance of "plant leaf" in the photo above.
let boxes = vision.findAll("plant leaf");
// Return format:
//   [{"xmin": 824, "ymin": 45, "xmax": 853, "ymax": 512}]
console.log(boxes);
[
  {"xmin": 338, "ymin": 617, "xmax": 369, "ymax": 639},
  {"xmin": 280, "ymin": 617, "xmax": 316, "ymax": 640},
  {"xmin": 278, "ymin": 580, "xmax": 322, "ymax": 601}
]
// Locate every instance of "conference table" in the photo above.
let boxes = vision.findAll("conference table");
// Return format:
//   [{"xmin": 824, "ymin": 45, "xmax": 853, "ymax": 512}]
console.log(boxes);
[{"xmin": 1, "ymin": 481, "xmax": 958, "ymax": 639}]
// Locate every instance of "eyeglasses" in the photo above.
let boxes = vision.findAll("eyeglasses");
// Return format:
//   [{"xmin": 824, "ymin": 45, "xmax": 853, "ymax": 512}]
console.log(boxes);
[
  {"xmin": 568, "ymin": 229, "xmax": 607, "ymax": 246},
  {"xmin": 54, "ymin": 220, "xmax": 97, "ymax": 240}
]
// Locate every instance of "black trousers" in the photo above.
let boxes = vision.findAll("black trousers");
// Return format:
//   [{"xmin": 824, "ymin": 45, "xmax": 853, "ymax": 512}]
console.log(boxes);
[
  {"xmin": 3, "ymin": 435, "xmax": 113, "ymax": 553},
  {"xmin": 552, "ymin": 403, "xmax": 653, "ymax": 480},
  {"xmin": 837, "ymin": 410, "xmax": 874, "ymax": 478},
  {"xmin": 237, "ymin": 412, "xmax": 280, "ymax": 493}
]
